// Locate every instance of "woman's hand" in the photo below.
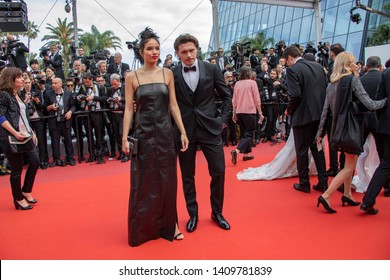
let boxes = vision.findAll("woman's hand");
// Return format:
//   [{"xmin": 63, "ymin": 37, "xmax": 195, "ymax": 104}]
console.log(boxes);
[
  {"xmin": 232, "ymin": 113, "xmax": 237, "ymax": 123},
  {"xmin": 32, "ymin": 132, "xmax": 38, "ymax": 146},
  {"xmin": 180, "ymin": 134, "xmax": 189, "ymax": 152},
  {"xmin": 122, "ymin": 138, "xmax": 130, "ymax": 155},
  {"xmin": 13, "ymin": 131, "xmax": 27, "ymax": 141}
]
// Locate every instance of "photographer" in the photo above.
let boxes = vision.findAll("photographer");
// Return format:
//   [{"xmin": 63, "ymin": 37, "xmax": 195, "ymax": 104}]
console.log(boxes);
[
  {"xmin": 275, "ymin": 40, "xmax": 286, "ymax": 59},
  {"xmin": 96, "ymin": 75, "xmax": 116, "ymax": 159},
  {"xmin": 107, "ymin": 52, "xmax": 130, "ymax": 81},
  {"xmin": 304, "ymin": 41, "xmax": 317, "ymax": 56},
  {"xmin": 221, "ymin": 71, "xmax": 237, "ymax": 146},
  {"xmin": 45, "ymin": 78, "xmax": 76, "ymax": 167},
  {"xmin": 22, "ymin": 77, "xmax": 49, "ymax": 169},
  {"xmin": 317, "ymin": 41, "xmax": 330, "ymax": 70},
  {"xmin": 262, "ymin": 69, "xmax": 287, "ymax": 143},
  {"xmin": 43, "ymin": 44, "xmax": 64, "ymax": 81},
  {"xmin": 1, "ymin": 34, "xmax": 29, "ymax": 71},
  {"xmin": 96, "ymin": 60, "xmax": 111, "ymax": 86},
  {"xmin": 76, "ymin": 72, "xmax": 106, "ymax": 164},
  {"xmin": 107, "ymin": 73, "xmax": 127, "ymax": 162}
]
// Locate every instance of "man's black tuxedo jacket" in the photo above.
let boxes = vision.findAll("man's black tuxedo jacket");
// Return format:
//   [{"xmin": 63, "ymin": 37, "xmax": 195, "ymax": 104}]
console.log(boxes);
[
  {"xmin": 360, "ymin": 69, "xmax": 382, "ymax": 131},
  {"xmin": 172, "ymin": 61, "xmax": 232, "ymax": 140},
  {"xmin": 286, "ymin": 58, "xmax": 327, "ymax": 127},
  {"xmin": 376, "ymin": 68, "xmax": 390, "ymax": 135},
  {"xmin": 45, "ymin": 89, "xmax": 76, "ymax": 129}
]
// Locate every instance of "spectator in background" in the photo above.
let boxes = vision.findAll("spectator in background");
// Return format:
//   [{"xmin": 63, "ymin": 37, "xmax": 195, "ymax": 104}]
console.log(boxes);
[
  {"xmin": 231, "ymin": 66, "xmax": 263, "ymax": 165},
  {"xmin": 43, "ymin": 44, "xmax": 64, "ymax": 80}
]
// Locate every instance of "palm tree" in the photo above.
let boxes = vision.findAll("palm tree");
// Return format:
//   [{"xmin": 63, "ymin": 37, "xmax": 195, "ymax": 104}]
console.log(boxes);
[
  {"xmin": 242, "ymin": 31, "xmax": 275, "ymax": 56},
  {"xmin": 79, "ymin": 25, "xmax": 122, "ymax": 54},
  {"xmin": 368, "ymin": 23, "xmax": 390, "ymax": 46},
  {"xmin": 41, "ymin": 18, "xmax": 82, "ymax": 76},
  {"xmin": 25, "ymin": 21, "xmax": 39, "ymax": 51}
]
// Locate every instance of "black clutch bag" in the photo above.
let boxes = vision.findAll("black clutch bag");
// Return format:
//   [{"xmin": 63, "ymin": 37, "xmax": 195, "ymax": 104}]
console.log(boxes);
[
  {"xmin": 128, "ymin": 136, "xmax": 138, "ymax": 157},
  {"xmin": 8, "ymin": 135, "xmax": 35, "ymax": 154}
]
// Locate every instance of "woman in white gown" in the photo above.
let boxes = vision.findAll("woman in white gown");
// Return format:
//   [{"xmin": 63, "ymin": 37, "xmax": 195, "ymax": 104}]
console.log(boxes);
[
  {"xmin": 237, "ymin": 130, "xmax": 317, "ymax": 180},
  {"xmin": 237, "ymin": 130, "xmax": 378, "ymax": 194}
]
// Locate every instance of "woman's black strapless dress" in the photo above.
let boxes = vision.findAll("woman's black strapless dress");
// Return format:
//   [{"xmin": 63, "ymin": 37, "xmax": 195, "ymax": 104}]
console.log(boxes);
[{"xmin": 128, "ymin": 82, "xmax": 177, "ymax": 247}]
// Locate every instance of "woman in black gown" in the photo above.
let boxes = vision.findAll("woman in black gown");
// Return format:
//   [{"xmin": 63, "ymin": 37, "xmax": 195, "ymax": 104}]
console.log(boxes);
[{"xmin": 122, "ymin": 27, "xmax": 189, "ymax": 247}]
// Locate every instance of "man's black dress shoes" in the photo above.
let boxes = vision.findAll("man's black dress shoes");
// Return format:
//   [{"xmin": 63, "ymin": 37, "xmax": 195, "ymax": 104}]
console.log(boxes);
[
  {"xmin": 326, "ymin": 168, "xmax": 338, "ymax": 177},
  {"xmin": 293, "ymin": 183, "xmax": 310, "ymax": 193},
  {"xmin": 313, "ymin": 183, "xmax": 328, "ymax": 193},
  {"xmin": 360, "ymin": 204, "xmax": 379, "ymax": 215},
  {"xmin": 186, "ymin": 216, "xmax": 198, "ymax": 232},
  {"xmin": 211, "ymin": 213, "xmax": 231, "ymax": 230}
]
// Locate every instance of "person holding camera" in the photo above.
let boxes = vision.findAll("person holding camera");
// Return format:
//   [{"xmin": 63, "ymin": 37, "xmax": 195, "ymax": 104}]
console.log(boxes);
[
  {"xmin": 21, "ymin": 77, "xmax": 49, "ymax": 169},
  {"xmin": 107, "ymin": 52, "xmax": 130, "ymax": 81},
  {"xmin": 1, "ymin": 35, "xmax": 29, "ymax": 72},
  {"xmin": 76, "ymin": 73, "xmax": 106, "ymax": 164},
  {"xmin": 43, "ymin": 44, "xmax": 64, "ymax": 81},
  {"xmin": 46, "ymin": 78, "xmax": 76, "ymax": 167},
  {"xmin": 317, "ymin": 41, "xmax": 330, "ymax": 70},
  {"xmin": 0, "ymin": 67, "xmax": 39, "ymax": 210}
]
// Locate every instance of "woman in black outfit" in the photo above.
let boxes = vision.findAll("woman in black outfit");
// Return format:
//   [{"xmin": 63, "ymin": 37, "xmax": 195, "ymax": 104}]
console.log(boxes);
[{"xmin": 0, "ymin": 67, "xmax": 40, "ymax": 210}]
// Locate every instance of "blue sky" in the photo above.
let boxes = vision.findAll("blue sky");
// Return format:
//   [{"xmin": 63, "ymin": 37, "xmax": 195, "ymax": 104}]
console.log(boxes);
[{"xmin": 25, "ymin": 0, "xmax": 213, "ymax": 65}]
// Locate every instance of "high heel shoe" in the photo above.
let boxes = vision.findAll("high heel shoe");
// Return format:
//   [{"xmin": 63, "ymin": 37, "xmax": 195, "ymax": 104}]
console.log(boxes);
[
  {"xmin": 317, "ymin": 196, "xmax": 337, "ymax": 213},
  {"xmin": 341, "ymin": 195, "xmax": 361, "ymax": 207},
  {"xmin": 13, "ymin": 200, "xmax": 33, "ymax": 210},
  {"xmin": 23, "ymin": 195, "xmax": 38, "ymax": 204}
]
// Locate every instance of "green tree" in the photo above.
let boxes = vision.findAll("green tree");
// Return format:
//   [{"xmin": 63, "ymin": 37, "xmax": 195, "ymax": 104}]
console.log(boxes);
[
  {"xmin": 238, "ymin": 31, "xmax": 275, "ymax": 61},
  {"xmin": 41, "ymin": 18, "xmax": 82, "ymax": 76},
  {"xmin": 79, "ymin": 25, "xmax": 122, "ymax": 53},
  {"xmin": 25, "ymin": 21, "xmax": 40, "ymax": 51},
  {"xmin": 368, "ymin": 23, "xmax": 390, "ymax": 46}
]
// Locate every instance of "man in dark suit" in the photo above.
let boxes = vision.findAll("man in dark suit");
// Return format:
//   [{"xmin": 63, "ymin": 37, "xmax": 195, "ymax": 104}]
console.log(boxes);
[
  {"xmin": 2, "ymin": 34, "xmax": 29, "ymax": 71},
  {"xmin": 361, "ymin": 67, "xmax": 390, "ymax": 214},
  {"xmin": 216, "ymin": 47, "xmax": 229, "ymax": 73},
  {"xmin": 268, "ymin": 47, "xmax": 278, "ymax": 69},
  {"xmin": 46, "ymin": 78, "xmax": 76, "ymax": 167},
  {"xmin": 43, "ymin": 44, "xmax": 64, "ymax": 80},
  {"xmin": 172, "ymin": 34, "xmax": 232, "ymax": 232},
  {"xmin": 283, "ymin": 46, "xmax": 328, "ymax": 193},
  {"xmin": 107, "ymin": 52, "xmax": 130, "ymax": 81},
  {"xmin": 360, "ymin": 56, "xmax": 389, "ymax": 197},
  {"xmin": 249, "ymin": 47, "xmax": 260, "ymax": 69}
]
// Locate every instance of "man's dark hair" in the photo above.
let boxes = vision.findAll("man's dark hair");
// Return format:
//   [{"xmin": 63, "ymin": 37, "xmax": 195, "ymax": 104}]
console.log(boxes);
[
  {"xmin": 173, "ymin": 34, "xmax": 199, "ymax": 52},
  {"xmin": 330, "ymin": 43, "xmax": 344, "ymax": 56},
  {"xmin": 303, "ymin": 53, "xmax": 315, "ymax": 61},
  {"xmin": 366, "ymin": 56, "xmax": 381, "ymax": 69},
  {"xmin": 282, "ymin": 46, "xmax": 301, "ymax": 59},
  {"xmin": 385, "ymin": 58, "xmax": 390, "ymax": 69},
  {"xmin": 83, "ymin": 72, "xmax": 94, "ymax": 80},
  {"xmin": 252, "ymin": 47, "xmax": 259, "ymax": 53},
  {"xmin": 29, "ymin": 59, "xmax": 38, "ymax": 65}
]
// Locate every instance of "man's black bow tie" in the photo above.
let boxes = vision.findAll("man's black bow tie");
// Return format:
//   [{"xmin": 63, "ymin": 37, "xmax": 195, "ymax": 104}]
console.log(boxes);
[
  {"xmin": 184, "ymin": 65, "xmax": 196, "ymax": 73},
  {"xmin": 56, "ymin": 93, "xmax": 62, "ymax": 96}
]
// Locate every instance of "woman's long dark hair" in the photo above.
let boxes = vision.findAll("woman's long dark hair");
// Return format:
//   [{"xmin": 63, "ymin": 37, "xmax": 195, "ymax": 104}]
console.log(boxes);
[{"xmin": 0, "ymin": 67, "xmax": 23, "ymax": 95}]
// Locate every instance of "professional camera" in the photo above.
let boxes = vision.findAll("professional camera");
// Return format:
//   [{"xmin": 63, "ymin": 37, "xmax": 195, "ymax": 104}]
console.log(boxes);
[
  {"xmin": 78, "ymin": 94, "xmax": 87, "ymax": 110},
  {"xmin": 39, "ymin": 47, "xmax": 50, "ymax": 58},
  {"xmin": 31, "ymin": 91, "xmax": 40, "ymax": 98},
  {"xmin": 27, "ymin": 102, "xmax": 36, "ymax": 116},
  {"xmin": 106, "ymin": 97, "xmax": 115, "ymax": 109},
  {"xmin": 89, "ymin": 101, "xmax": 97, "ymax": 112},
  {"xmin": 261, "ymin": 86, "xmax": 270, "ymax": 102},
  {"xmin": 54, "ymin": 103, "xmax": 60, "ymax": 109},
  {"xmin": 230, "ymin": 41, "xmax": 251, "ymax": 59},
  {"xmin": 126, "ymin": 40, "xmax": 143, "ymax": 64},
  {"xmin": 317, "ymin": 41, "xmax": 329, "ymax": 68}
]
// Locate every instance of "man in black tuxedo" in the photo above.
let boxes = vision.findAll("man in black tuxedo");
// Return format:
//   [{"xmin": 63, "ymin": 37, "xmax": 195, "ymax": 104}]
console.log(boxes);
[
  {"xmin": 46, "ymin": 78, "xmax": 76, "ymax": 167},
  {"xmin": 268, "ymin": 47, "xmax": 278, "ymax": 69},
  {"xmin": 283, "ymin": 46, "xmax": 328, "ymax": 193},
  {"xmin": 249, "ymin": 47, "xmax": 260, "ymax": 69},
  {"xmin": 360, "ymin": 57, "xmax": 389, "ymax": 197},
  {"xmin": 361, "ymin": 67, "xmax": 390, "ymax": 214},
  {"xmin": 172, "ymin": 34, "xmax": 232, "ymax": 232}
]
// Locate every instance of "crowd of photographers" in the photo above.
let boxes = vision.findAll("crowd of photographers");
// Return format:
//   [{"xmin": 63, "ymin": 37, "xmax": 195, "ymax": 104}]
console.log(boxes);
[{"xmin": 1, "ymin": 38, "xmax": 132, "ymax": 173}]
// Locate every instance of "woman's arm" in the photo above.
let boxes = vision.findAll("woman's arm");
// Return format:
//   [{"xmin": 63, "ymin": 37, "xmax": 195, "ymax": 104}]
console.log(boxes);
[
  {"xmin": 122, "ymin": 72, "xmax": 136, "ymax": 155},
  {"xmin": 353, "ymin": 76, "xmax": 387, "ymax": 110}
]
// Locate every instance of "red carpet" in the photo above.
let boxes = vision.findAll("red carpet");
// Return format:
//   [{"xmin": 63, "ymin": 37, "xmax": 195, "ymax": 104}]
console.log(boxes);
[{"xmin": 1, "ymin": 141, "xmax": 389, "ymax": 260}]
